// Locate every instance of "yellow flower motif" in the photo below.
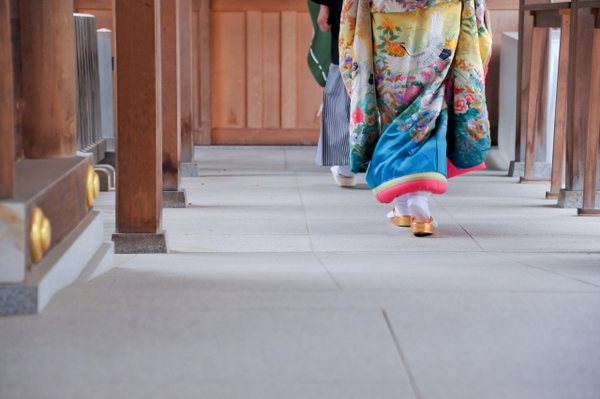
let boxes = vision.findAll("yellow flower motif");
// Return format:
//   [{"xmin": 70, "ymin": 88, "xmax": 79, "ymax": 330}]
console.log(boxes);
[
  {"xmin": 381, "ymin": 18, "xmax": 397, "ymax": 31},
  {"xmin": 386, "ymin": 42, "xmax": 407, "ymax": 57},
  {"xmin": 444, "ymin": 39, "xmax": 457, "ymax": 50}
]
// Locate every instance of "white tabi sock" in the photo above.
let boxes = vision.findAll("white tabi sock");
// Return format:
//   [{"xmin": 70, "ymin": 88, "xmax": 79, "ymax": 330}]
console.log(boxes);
[
  {"xmin": 408, "ymin": 192, "xmax": 432, "ymax": 223},
  {"xmin": 387, "ymin": 194, "xmax": 411, "ymax": 219},
  {"xmin": 331, "ymin": 165, "xmax": 356, "ymax": 178}
]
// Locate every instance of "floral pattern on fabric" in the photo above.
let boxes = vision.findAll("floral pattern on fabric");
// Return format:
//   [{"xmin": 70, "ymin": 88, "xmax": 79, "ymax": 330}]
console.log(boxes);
[{"xmin": 339, "ymin": 0, "xmax": 492, "ymax": 202}]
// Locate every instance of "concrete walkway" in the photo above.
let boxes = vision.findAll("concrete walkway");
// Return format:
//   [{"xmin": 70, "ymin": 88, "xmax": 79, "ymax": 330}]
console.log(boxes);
[{"xmin": 1, "ymin": 147, "xmax": 599, "ymax": 399}]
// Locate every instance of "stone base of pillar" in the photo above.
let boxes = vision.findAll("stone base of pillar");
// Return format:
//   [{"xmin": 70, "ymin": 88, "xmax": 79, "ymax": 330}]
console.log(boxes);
[
  {"xmin": 508, "ymin": 161, "xmax": 552, "ymax": 178},
  {"xmin": 557, "ymin": 189, "xmax": 600, "ymax": 208},
  {"xmin": 112, "ymin": 230, "xmax": 169, "ymax": 254},
  {"xmin": 163, "ymin": 189, "xmax": 187, "ymax": 208},
  {"xmin": 577, "ymin": 208, "xmax": 600, "ymax": 216},
  {"xmin": 181, "ymin": 162, "xmax": 199, "ymax": 177},
  {"xmin": 0, "ymin": 211, "xmax": 113, "ymax": 315}
]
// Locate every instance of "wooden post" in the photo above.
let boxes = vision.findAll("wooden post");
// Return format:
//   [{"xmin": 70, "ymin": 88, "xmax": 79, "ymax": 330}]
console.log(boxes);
[
  {"xmin": 515, "ymin": 0, "xmax": 531, "ymax": 163},
  {"xmin": 193, "ymin": 0, "xmax": 212, "ymax": 145},
  {"xmin": 546, "ymin": 12, "xmax": 570, "ymax": 199},
  {"xmin": 0, "ymin": 0, "xmax": 15, "ymax": 199},
  {"xmin": 161, "ymin": 0, "xmax": 182, "ymax": 192},
  {"xmin": 520, "ymin": 22, "xmax": 545, "ymax": 182},
  {"xmin": 179, "ymin": 0, "xmax": 194, "ymax": 163},
  {"xmin": 577, "ymin": 7, "xmax": 600, "ymax": 215},
  {"xmin": 113, "ymin": 0, "xmax": 167, "ymax": 252},
  {"xmin": 19, "ymin": 0, "xmax": 77, "ymax": 158},
  {"xmin": 564, "ymin": 2, "xmax": 594, "ymax": 194}
]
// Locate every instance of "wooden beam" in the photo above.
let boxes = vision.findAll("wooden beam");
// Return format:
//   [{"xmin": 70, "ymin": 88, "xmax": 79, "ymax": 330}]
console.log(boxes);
[
  {"xmin": 115, "ymin": 0, "xmax": 163, "ymax": 233},
  {"xmin": 212, "ymin": 0, "xmax": 308, "ymax": 12},
  {"xmin": 179, "ymin": 0, "xmax": 194, "ymax": 162},
  {"xmin": 161, "ymin": 0, "xmax": 182, "ymax": 191},
  {"xmin": 19, "ymin": 0, "xmax": 77, "ymax": 158},
  {"xmin": 212, "ymin": 128, "xmax": 318, "ymax": 145},
  {"xmin": 0, "ymin": 0, "xmax": 15, "ymax": 199}
]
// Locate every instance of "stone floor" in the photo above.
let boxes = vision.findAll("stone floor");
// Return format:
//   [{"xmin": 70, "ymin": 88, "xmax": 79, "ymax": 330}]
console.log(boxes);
[{"xmin": 1, "ymin": 147, "xmax": 599, "ymax": 399}]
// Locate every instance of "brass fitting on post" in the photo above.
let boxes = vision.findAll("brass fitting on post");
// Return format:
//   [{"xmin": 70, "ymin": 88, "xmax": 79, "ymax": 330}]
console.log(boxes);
[
  {"xmin": 30, "ymin": 207, "xmax": 51, "ymax": 263},
  {"xmin": 86, "ymin": 164, "xmax": 100, "ymax": 207}
]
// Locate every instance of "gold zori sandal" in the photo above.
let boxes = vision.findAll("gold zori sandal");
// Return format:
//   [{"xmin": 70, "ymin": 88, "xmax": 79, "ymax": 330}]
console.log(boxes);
[
  {"xmin": 411, "ymin": 217, "xmax": 436, "ymax": 237},
  {"xmin": 390, "ymin": 208, "xmax": 412, "ymax": 228}
]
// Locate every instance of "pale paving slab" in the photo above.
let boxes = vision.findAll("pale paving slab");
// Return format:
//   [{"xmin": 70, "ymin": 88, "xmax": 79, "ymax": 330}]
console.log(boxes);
[
  {"xmin": 177, "ymin": 204, "xmax": 308, "ymax": 221},
  {"xmin": 472, "ymin": 234, "xmax": 600, "ymax": 253},
  {"xmin": 163, "ymin": 210, "xmax": 309, "ymax": 235},
  {"xmin": 0, "ymin": 310, "xmax": 415, "ymax": 399},
  {"xmin": 4, "ymin": 147, "xmax": 599, "ymax": 398},
  {"xmin": 385, "ymin": 303, "xmax": 600, "ymax": 399},
  {"xmin": 46, "ymin": 282, "xmax": 600, "ymax": 312},
  {"xmin": 309, "ymin": 233, "xmax": 483, "ymax": 252},
  {"xmin": 317, "ymin": 251, "xmax": 599, "ymax": 292},
  {"xmin": 99, "ymin": 253, "xmax": 340, "ymax": 292},
  {"xmin": 457, "ymin": 217, "xmax": 600, "ymax": 236},
  {"xmin": 169, "ymin": 234, "xmax": 313, "ymax": 253},
  {"xmin": 494, "ymin": 252, "xmax": 600, "ymax": 287}
]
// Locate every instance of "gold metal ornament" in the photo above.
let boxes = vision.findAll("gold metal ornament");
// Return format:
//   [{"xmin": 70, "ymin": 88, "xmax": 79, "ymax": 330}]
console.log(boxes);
[
  {"xmin": 30, "ymin": 207, "xmax": 51, "ymax": 263},
  {"xmin": 86, "ymin": 164, "xmax": 100, "ymax": 207}
]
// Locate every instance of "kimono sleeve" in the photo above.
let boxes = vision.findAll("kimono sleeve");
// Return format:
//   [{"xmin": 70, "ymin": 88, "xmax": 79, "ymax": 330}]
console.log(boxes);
[{"xmin": 338, "ymin": 0, "xmax": 358, "ymax": 95}]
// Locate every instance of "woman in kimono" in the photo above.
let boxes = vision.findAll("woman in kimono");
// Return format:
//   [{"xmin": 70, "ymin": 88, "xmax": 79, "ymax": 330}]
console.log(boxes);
[
  {"xmin": 339, "ymin": 0, "xmax": 492, "ymax": 236},
  {"xmin": 312, "ymin": 0, "xmax": 357, "ymax": 187}
]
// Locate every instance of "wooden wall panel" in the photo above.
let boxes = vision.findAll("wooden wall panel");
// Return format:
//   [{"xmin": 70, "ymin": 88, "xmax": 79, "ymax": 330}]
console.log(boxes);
[
  {"xmin": 246, "ymin": 11, "xmax": 264, "ymax": 129},
  {"xmin": 262, "ymin": 12, "xmax": 281, "ymax": 128},
  {"xmin": 76, "ymin": 8, "xmax": 113, "ymax": 29},
  {"xmin": 281, "ymin": 11, "xmax": 298, "ymax": 129},
  {"xmin": 212, "ymin": 0, "xmax": 308, "ymax": 12},
  {"xmin": 211, "ymin": 12, "xmax": 246, "ymax": 129}
]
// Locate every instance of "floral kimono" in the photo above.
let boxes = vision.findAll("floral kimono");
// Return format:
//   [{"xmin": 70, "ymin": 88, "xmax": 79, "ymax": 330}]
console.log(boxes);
[{"xmin": 339, "ymin": 0, "xmax": 492, "ymax": 203}]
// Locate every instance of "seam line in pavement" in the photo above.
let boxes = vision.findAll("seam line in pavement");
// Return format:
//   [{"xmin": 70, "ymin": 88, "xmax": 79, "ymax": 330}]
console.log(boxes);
[
  {"xmin": 294, "ymin": 171, "xmax": 343, "ymax": 291},
  {"xmin": 382, "ymin": 309, "xmax": 424, "ymax": 399},
  {"xmin": 490, "ymin": 252, "xmax": 600, "ymax": 289}
]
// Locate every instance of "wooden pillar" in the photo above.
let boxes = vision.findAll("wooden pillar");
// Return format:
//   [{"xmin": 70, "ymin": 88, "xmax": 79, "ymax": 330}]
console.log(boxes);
[
  {"xmin": 114, "ymin": 0, "xmax": 164, "ymax": 242},
  {"xmin": 0, "ymin": 0, "xmax": 15, "ymax": 199},
  {"xmin": 578, "ymin": 7, "xmax": 600, "ymax": 215},
  {"xmin": 520, "ymin": 21, "xmax": 545, "ymax": 181},
  {"xmin": 515, "ymin": 0, "xmax": 529, "ymax": 163},
  {"xmin": 564, "ymin": 3, "xmax": 594, "ymax": 192},
  {"xmin": 546, "ymin": 12, "xmax": 570, "ymax": 198},
  {"xmin": 161, "ymin": 0, "xmax": 182, "ymax": 191},
  {"xmin": 193, "ymin": 0, "xmax": 212, "ymax": 145},
  {"xmin": 179, "ymin": 0, "xmax": 194, "ymax": 163},
  {"xmin": 19, "ymin": 0, "xmax": 77, "ymax": 158}
]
